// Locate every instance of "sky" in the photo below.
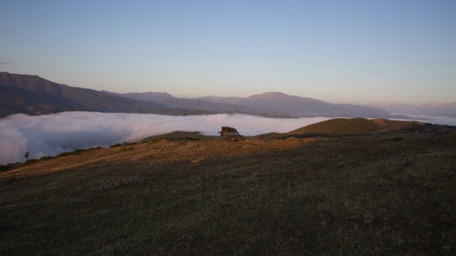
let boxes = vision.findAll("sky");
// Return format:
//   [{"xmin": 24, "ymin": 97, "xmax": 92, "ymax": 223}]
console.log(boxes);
[{"xmin": 1, "ymin": 0, "xmax": 455, "ymax": 104}]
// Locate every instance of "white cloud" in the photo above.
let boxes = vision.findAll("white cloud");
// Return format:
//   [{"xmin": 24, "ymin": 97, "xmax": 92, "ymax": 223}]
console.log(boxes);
[
  {"xmin": 0, "ymin": 112, "xmax": 329, "ymax": 165},
  {"xmin": 1, "ymin": 112, "xmax": 455, "ymax": 165}
]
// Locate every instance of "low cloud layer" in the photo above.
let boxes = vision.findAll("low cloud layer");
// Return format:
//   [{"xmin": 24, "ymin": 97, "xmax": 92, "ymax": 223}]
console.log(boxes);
[
  {"xmin": 0, "ymin": 112, "xmax": 330, "ymax": 165},
  {"xmin": 2, "ymin": 112, "xmax": 455, "ymax": 165}
]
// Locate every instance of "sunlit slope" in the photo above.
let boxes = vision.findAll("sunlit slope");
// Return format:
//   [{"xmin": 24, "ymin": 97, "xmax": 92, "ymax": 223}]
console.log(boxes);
[
  {"xmin": 1, "ymin": 128, "xmax": 455, "ymax": 255},
  {"xmin": 253, "ymin": 118, "xmax": 427, "ymax": 140},
  {"xmin": 288, "ymin": 118, "xmax": 424, "ymax": 136},
  {"xmin": 141, "ymin": 131, "xmax": 216, "ymax": 142}
]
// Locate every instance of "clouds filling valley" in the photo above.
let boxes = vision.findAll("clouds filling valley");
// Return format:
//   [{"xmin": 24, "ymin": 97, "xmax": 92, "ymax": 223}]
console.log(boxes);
[
  {"xmin": 2, "ymin": 112, "xmax": 455, "ymax": 165},
  {"xmin": 0, "ymin": 112, "xmax": 332, "ymax": 165}
]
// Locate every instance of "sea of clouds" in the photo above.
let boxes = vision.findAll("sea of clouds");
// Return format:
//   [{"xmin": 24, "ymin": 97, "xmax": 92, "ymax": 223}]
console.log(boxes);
[
  {"xmin": 1, "ymin": 112, "xmax": 455, "ymax": 165},
  {"xmin": 0, "ymin": 112, "xmax": 332, "ymax": 165}
]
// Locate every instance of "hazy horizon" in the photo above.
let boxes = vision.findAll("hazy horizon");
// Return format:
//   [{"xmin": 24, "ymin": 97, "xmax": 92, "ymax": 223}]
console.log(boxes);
[
  {"xmin": 1, "ymin": 70, "xmax": 455, "ymax": 107},
  {"xmin": 1, "ymin": 0, "xmax": 455, "ymax": 105}
]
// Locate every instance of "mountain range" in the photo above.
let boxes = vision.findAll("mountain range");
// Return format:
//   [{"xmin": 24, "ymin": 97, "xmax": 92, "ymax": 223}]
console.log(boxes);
[
  {"xmin": 0, "ymin": 72, "xmax": 410, "ymax": 118},
  {"xmin": 0, "ymin": 72, "xmax": 168, "ymax": 117},
  {"xmin": 198, "ymin": 92, "xmax": 388, "ymax": 117},
  {"xmin": 377, "ymin": 103, "xmax": 456, "ymax": 118}
]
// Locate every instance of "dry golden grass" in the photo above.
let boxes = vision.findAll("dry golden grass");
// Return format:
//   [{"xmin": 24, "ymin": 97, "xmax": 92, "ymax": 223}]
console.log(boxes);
[{"xmin": 1, "ymin": 129, "xmax": 455, "ymax": 255}]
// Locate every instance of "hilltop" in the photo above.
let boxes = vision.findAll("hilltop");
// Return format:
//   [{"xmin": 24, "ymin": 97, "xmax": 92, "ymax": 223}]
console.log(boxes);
[
  {"xmin": 254, "ymin": 118, "xmax": 433, "ymax": 139},
  {"xmin": 288, "ymin": 118, "xmax": 425, "ymax": 136},
  {"xmin": 1, "ymin": 119, "xmax": 455, "ymax": 255},
  {"xmin": 117, "ymin": 118, "xmax": 442, "ymax": 142}
]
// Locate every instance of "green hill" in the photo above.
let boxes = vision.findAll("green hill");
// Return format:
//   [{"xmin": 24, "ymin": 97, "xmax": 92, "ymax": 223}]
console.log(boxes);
[
  {"xmin": 288, "ymin": 118, "xmax": 424, "ymax": 136},
  {"xmin": 141, "ymin": 131, "xmax": 215, "ymax": 142},
  {"xmin": 1, "ymin": 128, "xmax": 455, "ymax": 255}
]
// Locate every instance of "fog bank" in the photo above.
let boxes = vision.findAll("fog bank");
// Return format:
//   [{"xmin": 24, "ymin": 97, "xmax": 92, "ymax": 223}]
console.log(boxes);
[
  {"xmin": 0, "ymin": 112, "xmax": 330, "ymax": 165},
  {"xmin": 393, "ymin": 114, "xmax": 456, "ymax": 127},
  {"xmin": 2, "ymin": 112, "xmax": 455, "ymax": 165}
]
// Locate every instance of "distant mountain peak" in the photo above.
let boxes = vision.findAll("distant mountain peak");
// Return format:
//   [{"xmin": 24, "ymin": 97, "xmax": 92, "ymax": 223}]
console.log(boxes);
[
  {"xmin": 256, "ymin": 91, "xmax": 289, "ymax": 97},
  {"xmin": 122, "ymin": 92, "xmax": 175, "ymax": 102},
  {"xmin": 247, "ymin": 92, "xmax": 321, "ymax": 102}
]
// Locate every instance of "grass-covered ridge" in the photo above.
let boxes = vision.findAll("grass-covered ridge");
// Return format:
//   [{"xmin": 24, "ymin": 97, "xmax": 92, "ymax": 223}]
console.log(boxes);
[
  {"xmin": 141, "ymin": 131, "xmax": 216, "ymax": 142},
  {"xmin": 0, "ymin": 119, "xmax": 455, "ymax": 255},
  {"xmin": 289, "ymin": 118, "xmax": 425, "ymax": 136},
  {"xmin": 254, "ymin": 118, "xmax": 428, "ymax": 139}
]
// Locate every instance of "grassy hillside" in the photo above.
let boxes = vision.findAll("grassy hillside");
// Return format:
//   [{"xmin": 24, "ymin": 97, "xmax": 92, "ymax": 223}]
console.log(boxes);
[
  {"xmin": 288, "ymin": 118, "xmax": 425, "ymax": 136},
  {"xmin": 141, "ymin": 131, "xmax": 216, "ymax": 142},
  {"xmin": 253, "ymin": 118, "xmax": 428, "ymax": 140},
  {"xmin": 1, "ymin": 126, "xmax": 455, "ymax": 255}
]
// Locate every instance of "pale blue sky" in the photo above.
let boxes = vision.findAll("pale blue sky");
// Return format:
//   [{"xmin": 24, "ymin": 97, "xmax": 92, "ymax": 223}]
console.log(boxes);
[{"xmin": 1, "ymin": 0, "xmax": 455, "ymax": 104}]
